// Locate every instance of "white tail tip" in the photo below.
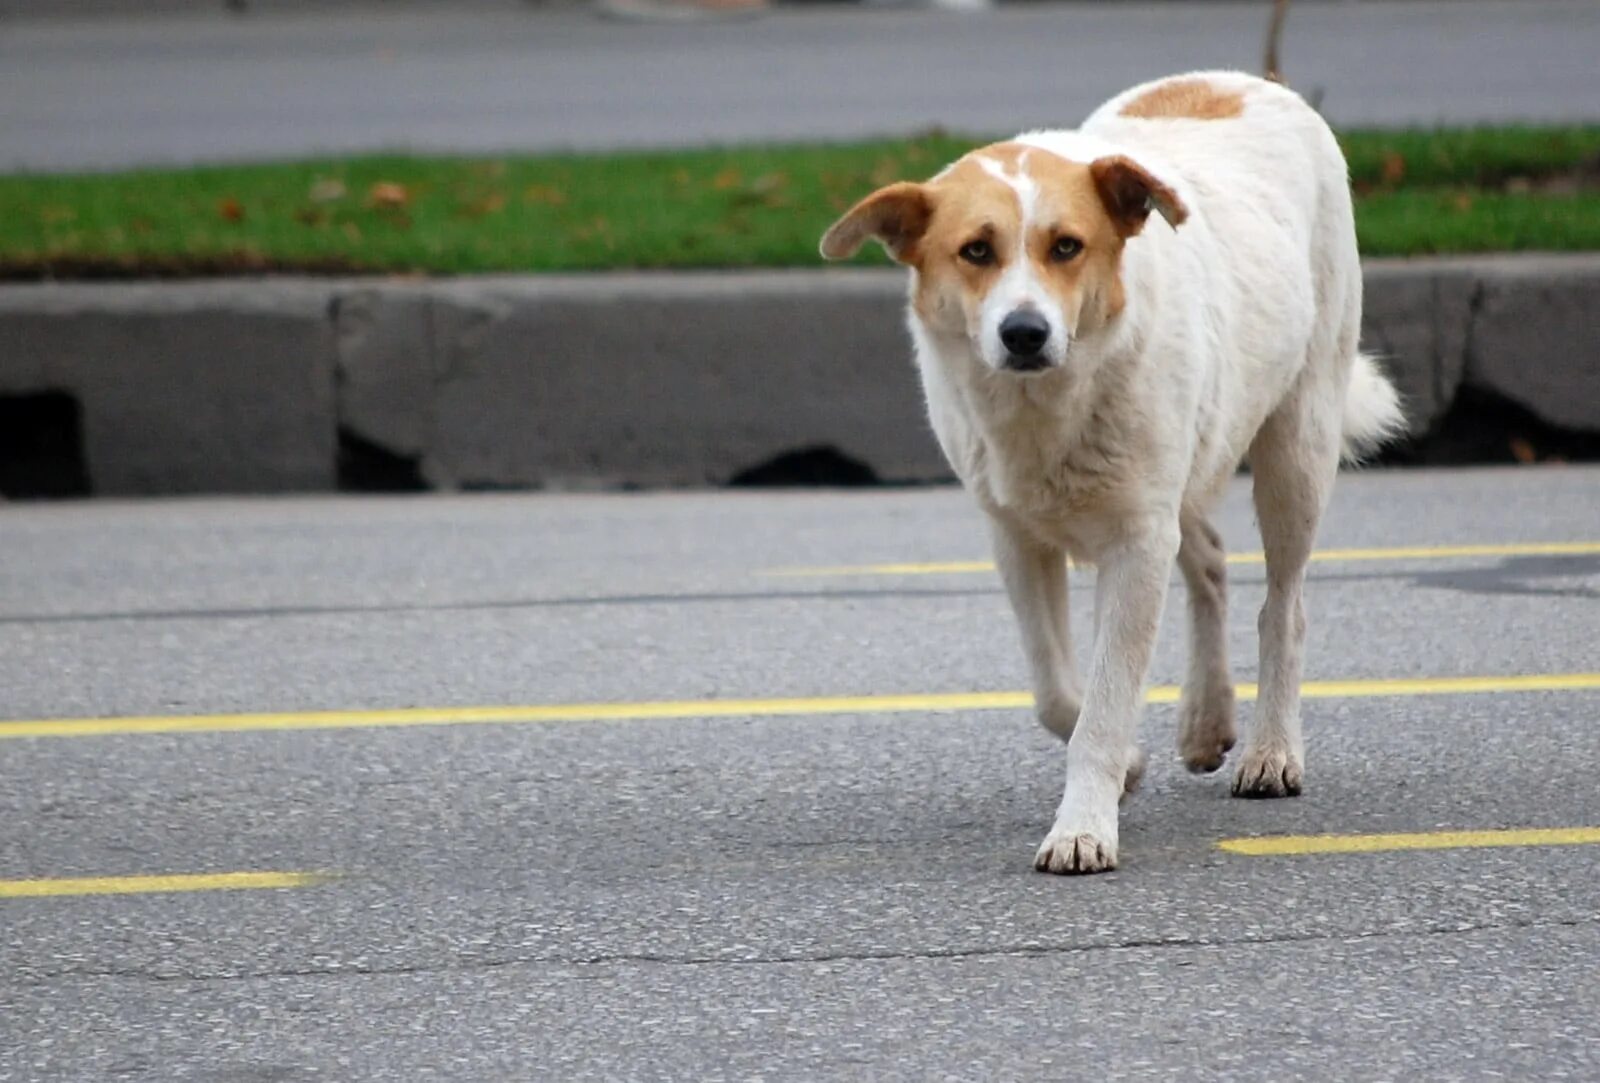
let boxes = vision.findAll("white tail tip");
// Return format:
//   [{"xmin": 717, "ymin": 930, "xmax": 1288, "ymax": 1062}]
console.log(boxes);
[{"xmin": 1341, "ymin": 352, "xmax": 1406, "ymax": 464}]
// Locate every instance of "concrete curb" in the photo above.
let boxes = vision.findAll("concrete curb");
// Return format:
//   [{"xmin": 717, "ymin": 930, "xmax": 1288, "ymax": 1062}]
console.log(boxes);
[{"xmin": 2, "ymin": 254, "xmax": 1598, "ymax": 495}]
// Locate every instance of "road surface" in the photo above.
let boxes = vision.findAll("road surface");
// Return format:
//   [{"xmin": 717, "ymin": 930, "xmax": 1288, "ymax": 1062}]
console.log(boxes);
[
  {"xmin": 2, "ymin": 466, "xmax": 1599, "ymax": 1079},
  {"xmin": 2, "ymin": 1, "xmax": 1599, "ymax": 171}
]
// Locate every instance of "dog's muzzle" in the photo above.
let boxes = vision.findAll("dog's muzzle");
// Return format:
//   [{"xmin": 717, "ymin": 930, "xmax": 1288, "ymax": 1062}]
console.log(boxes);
[{"xmin": 999, "ymin": 310, "xmax": 1052, "ymax": 371}]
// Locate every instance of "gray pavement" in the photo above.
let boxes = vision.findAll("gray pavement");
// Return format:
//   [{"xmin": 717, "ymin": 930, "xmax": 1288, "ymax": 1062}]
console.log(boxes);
[
  {"xmin": 3, "ymin": 1, "xmax": 1599, "ymax": 172},
  {"xmin": 3, "ymin": 466, "xmax": 1600, "ymax": 1079}
]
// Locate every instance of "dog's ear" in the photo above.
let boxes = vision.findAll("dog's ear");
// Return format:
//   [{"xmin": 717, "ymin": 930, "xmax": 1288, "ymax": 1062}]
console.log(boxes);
[
  {"xmin": 1090, "ymin": 155, "xmax": 1189, "ymax": 237},
  {"xmin": 819, "ymin": 182, "xmax": 934, "ymax": 264}
]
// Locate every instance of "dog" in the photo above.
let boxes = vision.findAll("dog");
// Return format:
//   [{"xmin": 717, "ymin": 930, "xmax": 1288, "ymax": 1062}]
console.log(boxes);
[{"xmin": 819, "ymin": 71, "xmax": 1403, "ymax": 874}]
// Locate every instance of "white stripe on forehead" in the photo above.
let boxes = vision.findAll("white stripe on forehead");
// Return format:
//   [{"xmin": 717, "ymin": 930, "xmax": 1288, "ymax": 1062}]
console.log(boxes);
[{"xmin": 975, "ymin": 152, "xmax": 1039, "ymax": 233}]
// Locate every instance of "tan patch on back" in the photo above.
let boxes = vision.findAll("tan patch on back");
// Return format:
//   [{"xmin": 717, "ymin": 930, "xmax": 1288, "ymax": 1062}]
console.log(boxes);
[{"xmin": 1119, "ymin": 77, "xmax": 1244, "ymax": 121}]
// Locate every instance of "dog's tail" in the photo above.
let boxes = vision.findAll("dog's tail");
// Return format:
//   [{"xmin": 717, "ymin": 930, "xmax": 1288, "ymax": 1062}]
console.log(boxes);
[{"xmin": 1340, "ymin": 352, "xmax": 1406, "ymax": 463}]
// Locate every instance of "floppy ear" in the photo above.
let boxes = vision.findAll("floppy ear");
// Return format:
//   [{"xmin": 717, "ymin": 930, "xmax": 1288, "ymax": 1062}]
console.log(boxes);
[
  {"xmin": 819, "ymin": 182, "xmax": 934, "ymax": 264},
  {"xmin": 1089, "ymin": 155, "xmax": 1189, "ymax": 237}
]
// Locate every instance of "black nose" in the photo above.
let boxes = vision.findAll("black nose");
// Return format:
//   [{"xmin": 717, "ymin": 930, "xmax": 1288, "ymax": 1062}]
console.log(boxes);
[{"xmin": 999, "ymin": 310, "xmax": 1050, "ymax": 357}]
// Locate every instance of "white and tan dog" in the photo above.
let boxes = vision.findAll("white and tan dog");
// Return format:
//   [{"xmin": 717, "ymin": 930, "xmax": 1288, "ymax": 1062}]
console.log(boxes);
[{"xmin": 820, "ymin": 71, "xmax": 1403, "ymax": 874}]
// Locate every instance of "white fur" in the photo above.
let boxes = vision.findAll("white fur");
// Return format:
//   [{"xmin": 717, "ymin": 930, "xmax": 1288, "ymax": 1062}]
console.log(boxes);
[
  {"xmin": 973, "ymin": 151, "xmax": 1070, "ymax": 369},
  {"xmin": 904, "ymin": 72, "xmax": 1404, "ymax": 873}
]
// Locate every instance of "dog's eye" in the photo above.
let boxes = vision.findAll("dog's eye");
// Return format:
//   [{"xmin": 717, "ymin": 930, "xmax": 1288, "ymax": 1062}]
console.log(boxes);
[
  {"xmin": 1050, "ymin": 236, "xmax": 1084, "ymax": 262},
  {"xmin": 959, "ymin": 240, "xmax": 994, "ymax": 266}
]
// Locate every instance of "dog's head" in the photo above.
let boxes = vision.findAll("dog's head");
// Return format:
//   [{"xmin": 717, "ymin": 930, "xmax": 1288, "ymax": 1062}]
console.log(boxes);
[{"xmin": 820, "ymin": 142, "xmax": 1187, "ymax": 375}]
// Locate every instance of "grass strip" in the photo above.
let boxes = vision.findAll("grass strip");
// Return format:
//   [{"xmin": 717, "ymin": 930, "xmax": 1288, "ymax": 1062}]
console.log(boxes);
[{"xmin": 1, "ymin": 127, "xmax": 1595, "ymax": 278}]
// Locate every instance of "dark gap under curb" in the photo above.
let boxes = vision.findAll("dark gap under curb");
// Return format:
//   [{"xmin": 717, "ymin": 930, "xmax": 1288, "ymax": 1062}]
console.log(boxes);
[
  {"xmin": 1380, "ymin": 384, "xmax": 1600, "ymax": 467},
  {"xmin": 0, "ymin": 391, "xmax": 91, "ymax": 499},
  {"xmin": 729, "ymin": 445, "xmax": 880, "ymax": 488},
  {"xmin": 336, "ymin": 428, "xmax": 427, "ymax": 493}
]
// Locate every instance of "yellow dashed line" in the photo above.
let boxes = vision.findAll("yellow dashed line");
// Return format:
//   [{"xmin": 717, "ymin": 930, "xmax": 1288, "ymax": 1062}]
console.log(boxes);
[
  {"xmin": 1219, "ymin": 826, "xmax": 1600, "ymax": 857},
  {"xmin": 766, "ymin": 540, "xmax": 1600, "ymax": 577},
  {"xmin": 0, "ymin": 870, "xmax": 331, "ymax": 899},
  {"xmin": 2, "ymin": 673, "xmax": 1596, "ymax": 741}
]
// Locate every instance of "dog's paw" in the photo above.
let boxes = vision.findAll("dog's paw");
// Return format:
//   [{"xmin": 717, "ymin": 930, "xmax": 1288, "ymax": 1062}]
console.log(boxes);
[
  {"xmin": 1034, "ymin": 828, "xmax": 1118, "ymax": 875},
  {"xmin": 1231, "ymin": 746, "xmax": 1303, "ymax": 798},
  {"xmin": 1178, "ymin": 685, "xmax": 1236, "ymax": 773}
]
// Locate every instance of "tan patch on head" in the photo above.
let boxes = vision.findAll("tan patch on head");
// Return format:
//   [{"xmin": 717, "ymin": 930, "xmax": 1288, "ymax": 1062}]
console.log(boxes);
[
  {"xmin": 1119, "ymin": 77, "xmax": 1244, "ymax": 121},
  {"xmin": 913, "ymin": 142, "xmax": 1130, "ymax": 335}
]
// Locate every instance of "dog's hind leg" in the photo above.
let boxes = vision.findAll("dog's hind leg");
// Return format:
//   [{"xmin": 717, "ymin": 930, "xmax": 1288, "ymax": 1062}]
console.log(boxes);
[
  {"xmin": 1234, "ymin": 380, "xmax": 1344, "ymax": 798},
  {"xmin": 989, "ymin": 517, "xmax": 1082, "ymax": 742},
  {"xmin": 1175, "ymin": 511, "xmax": 1236, "ymax": 773}
]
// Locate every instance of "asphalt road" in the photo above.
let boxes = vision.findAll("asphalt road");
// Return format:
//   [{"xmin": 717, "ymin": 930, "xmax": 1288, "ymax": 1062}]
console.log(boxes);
[
  {"xmin": 2, "ymin": 466, "xmax": 1599, "ymax": 1079},
  {"xmin": 3, "ymin": 1, "xmax": 1599, "ymax": 171}
]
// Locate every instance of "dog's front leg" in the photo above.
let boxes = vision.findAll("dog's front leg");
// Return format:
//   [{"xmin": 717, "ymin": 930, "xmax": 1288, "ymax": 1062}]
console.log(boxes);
[
  {"xmin": 989, "ymin": 517, "xmax": 1081, "ymax": 741},
  {"xmin": 1034, "ymin": 523, "xmax": 1177, "ymax": 875}
]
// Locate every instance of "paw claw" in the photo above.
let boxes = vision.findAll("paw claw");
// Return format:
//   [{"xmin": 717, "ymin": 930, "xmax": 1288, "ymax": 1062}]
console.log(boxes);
[
  {"xmin": 1231, "ymin": 746, "xmax": 1303, "ymax": 798},
  {"xmin": 1033, "ymin": 830, "xmax": 1118, "ymax": 875}
]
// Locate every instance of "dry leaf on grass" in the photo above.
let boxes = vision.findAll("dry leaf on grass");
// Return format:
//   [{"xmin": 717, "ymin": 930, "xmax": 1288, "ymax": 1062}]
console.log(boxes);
[
  {"xmin": 309, "ymin": 179, "xmax": 347, "ymax": 203},
  {"xmin": 367, "ymin": 182, "xmax": 410, "ymax": 210},
  {"xmin": 459, "ymin": 193, "xmax": 508, "ymax": 218},
  {"xmin": 523, "ymin": 184, "xmax": 567, "ymax": 206},
  {"xmin": 1380, "ymin": 151, "xmax": 1407, "ymax": 187}
]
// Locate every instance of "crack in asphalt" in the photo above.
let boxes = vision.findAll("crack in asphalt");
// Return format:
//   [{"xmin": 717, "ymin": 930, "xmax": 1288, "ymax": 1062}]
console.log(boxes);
[{"xmin": 13, "ymin": 914, "xmax": 1597, "ymax": 988}]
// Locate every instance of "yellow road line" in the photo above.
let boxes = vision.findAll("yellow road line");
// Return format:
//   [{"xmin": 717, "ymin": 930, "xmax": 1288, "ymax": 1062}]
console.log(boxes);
[
  {"xmin": 3, "ymin": 673, "xmax": 1596, "ymax": 742},
  {"xmin": 767, "ymin": 540, "xmax": 1600, "ymax": 577},
  {"xmin": 0, "ymin": 870, "xmax": 330, "ymax": 899},
  {"xmin": 1219, "ymin": 826, "xmax": 1600, "ymax": 857}
]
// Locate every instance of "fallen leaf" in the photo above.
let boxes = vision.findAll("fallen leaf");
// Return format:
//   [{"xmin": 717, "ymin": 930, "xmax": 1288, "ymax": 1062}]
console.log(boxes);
[
  {"xmin": 367, "ymin": 182, "xmax": 410, "ymax": 210},
  {"xmin": 869, "ymin": 158, "xmax": 902, "ymax": 186},
  {"xmin": 712, "ymin": 168, "xmax": 743, "ymax": 191},
  {"xmin": 573, "ymin": 216, "xmax": 613, "ymax": 241},
  {"xmin": 309, "ymin": 179, "xmax": 346, "ymax": 203},
  {"xmin": 459, "ymin": 192, "xmax": 507, "ymax": 218},
  {"xmin": 1380, "ymin": 151, "xmax": 1406, "ymax": 187},
  {"xmin": 217, "ymin": 197, "xmax": 245, "ymax": 223},
  {"xmin": 1452, "ymin": 193, "xmax": 1475, "ymax": 212},
  {"xmin": 750, "ymin": 172, "xmax": 787, "ymax": 195},
  {"xmin": 523, "ymin": 184, "xmax": 567, "ymax": 206}
]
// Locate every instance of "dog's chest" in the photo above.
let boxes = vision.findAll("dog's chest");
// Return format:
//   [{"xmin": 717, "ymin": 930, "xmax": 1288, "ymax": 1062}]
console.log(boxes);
[{"xmin": 959, "ymin": 400, "xmax": 1134, "ymax": 549}]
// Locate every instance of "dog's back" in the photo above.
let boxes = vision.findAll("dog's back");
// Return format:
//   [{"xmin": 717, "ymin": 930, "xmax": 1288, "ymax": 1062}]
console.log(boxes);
[{"xmin": 1077, "ymin": 73, "xmax": 1382, "ymax": 493}]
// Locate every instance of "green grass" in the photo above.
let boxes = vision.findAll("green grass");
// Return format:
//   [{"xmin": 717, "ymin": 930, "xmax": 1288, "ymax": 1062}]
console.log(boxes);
[{"xmin": 1, "ymin": 127, "xmax": 1595, "ymax": 278}]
